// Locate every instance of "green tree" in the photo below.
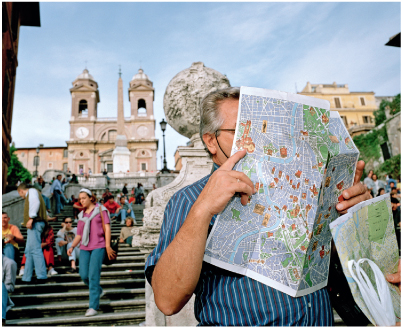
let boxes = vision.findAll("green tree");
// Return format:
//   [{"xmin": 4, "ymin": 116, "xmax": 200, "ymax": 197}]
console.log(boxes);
[
  {"xmin": 7, "ymin": 145, "xmax": 32, "ymax": 186},
  {"xmin": 374, "ymin": 93, "xmax": 401, "ymax": 126}
]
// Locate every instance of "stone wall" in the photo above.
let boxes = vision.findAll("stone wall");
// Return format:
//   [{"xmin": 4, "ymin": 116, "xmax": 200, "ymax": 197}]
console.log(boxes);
[{"xmin": 386, "ymin": 112, "xmax": 401, "ymax": 157}]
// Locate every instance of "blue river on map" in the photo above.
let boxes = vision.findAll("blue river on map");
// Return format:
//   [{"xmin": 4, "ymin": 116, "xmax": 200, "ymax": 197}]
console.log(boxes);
[{"xmin": 228, "ymin": 102, "xmax": 299, "ymax": 263}]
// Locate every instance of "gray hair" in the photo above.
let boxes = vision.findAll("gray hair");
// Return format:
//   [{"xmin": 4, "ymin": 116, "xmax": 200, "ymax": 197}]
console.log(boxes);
[{"xmin": 199, "ymin": 87, "xmax": 240, "ymax": 156}]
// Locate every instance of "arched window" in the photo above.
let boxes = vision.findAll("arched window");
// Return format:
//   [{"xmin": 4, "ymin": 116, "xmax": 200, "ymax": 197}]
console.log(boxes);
[
  {"xmin": 138, "ymin": 99, "xmax": 147, "ymax": 116},
  {"xmin": 108, "ymin": 130, "xmax": 117, "ymax": 141},
  {"xmin": 79, "ymin": 100, "xmax": 88, "ymax": 117}
]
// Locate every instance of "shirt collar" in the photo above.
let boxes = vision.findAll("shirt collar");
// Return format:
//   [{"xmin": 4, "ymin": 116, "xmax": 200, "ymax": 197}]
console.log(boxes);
[{"xmin": 212, "ymin": 162, "xmax": 220, "ymax": 173}]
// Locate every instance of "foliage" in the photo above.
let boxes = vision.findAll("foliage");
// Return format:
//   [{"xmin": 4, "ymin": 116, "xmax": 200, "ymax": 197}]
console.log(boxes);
[
  {"xmin": 374, "ymin": 154, "xmax": 401, "ymax": 180},
  {"xmin": 353, "ymin": 126, "xmax": 388, "ymax": 164},
  {"xmin": 7, "ymin": 145, "xmax": 32, "ymax": 187},
  {"xmin": 374, "ymin": 94, "xmax": 401, "ymax": 126}
]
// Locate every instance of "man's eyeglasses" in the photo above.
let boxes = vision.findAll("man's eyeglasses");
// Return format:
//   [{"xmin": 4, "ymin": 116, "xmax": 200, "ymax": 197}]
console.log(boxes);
[{"xmin": 215, "ymin": 129, "xmax": 236, "ymax": 134}]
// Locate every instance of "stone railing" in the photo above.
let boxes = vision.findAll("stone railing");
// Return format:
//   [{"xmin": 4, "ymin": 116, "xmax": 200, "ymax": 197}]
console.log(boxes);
[
  {"xmin": 76, "ymin": 172, "xmax": 177, "ymax": 191},
  {"xmin": 42, "ymin": 169, "xmax": 69, "ymax": 183},
  {"xmin": 2, "ymin": 184, "xmax": 54, "ymax": 228}
]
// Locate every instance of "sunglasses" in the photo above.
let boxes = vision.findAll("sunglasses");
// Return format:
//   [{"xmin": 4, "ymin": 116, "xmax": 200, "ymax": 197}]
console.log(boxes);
[{"xmin": 65, "ymin": 221, "xmax": 73, "ymax": 223}]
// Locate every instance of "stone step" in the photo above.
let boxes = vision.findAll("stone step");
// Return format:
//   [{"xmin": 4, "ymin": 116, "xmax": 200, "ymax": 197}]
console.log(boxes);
[
  {"xmin": 11, "ymin": 288, "xmax": 145, "ymax": 306},
  {"xmin": 8, "ymin": 298, "xmax": 145, "ymax": 320},
  {"xmin": 16, "ymin": 270, "xmax": 145, "ymax": 285},
  {"xmin": 13, "ymin": 278, "xmax": 145, "ymax": 295},
  {"xmin": 6, "ymin": 310, "xmax": 145, "ymax": 326}
]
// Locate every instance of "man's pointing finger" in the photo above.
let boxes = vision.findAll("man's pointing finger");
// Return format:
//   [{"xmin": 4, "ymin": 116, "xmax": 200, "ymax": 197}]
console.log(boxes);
[{"xmin": 220, "ymin": 149, "xmax": 247, "ymax": 171}]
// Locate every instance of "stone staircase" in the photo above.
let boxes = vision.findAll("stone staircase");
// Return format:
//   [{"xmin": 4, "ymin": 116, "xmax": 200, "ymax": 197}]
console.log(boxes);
[{"xmin": 7, "ymin": 204, "xmax": 147, "ymax": 326}]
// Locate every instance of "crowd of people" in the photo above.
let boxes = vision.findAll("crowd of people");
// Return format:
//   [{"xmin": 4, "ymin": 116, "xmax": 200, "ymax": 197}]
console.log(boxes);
[{"xmin": 2, "ymin": 182, "xmax": 143, "ymax": 321}]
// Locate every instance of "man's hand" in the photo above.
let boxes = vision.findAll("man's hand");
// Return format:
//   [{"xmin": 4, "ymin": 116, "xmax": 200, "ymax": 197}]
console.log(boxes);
[
  {"xmin": 336, "ymin": 161, "xmax": 372, "ymax": 214},
  {"xmin": 196, "ymin": 149, "xmax": 255, "ymax": 218},
  {"xmin": 386, "ymin": 260, "xmax": 401, "ymax": 326},
  {"xmin": 3, "ymin": 234, "xmax": 14, "ymax": 244},
  {"xmin": 58, "ymin": 240, "xmax": 68, "ymax": 247},
  {"xmin": 26, "ymin": 219, "xmax": 33, "ymax": 229},
  {"xmin": 127, "ymin": 209, "xmax": 131, "ymax": 214},
  {"xmin": 386, "ymin": 259, "xmax": 401, "ymax": 292}
]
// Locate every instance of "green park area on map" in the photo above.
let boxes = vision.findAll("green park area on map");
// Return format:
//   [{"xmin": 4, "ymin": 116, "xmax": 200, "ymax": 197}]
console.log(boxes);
[{"xmin": 367, "ymin": 201, "xmax": 389, "ymax": 243}]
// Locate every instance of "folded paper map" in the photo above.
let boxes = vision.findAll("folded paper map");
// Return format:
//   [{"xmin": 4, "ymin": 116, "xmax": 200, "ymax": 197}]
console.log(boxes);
[
  {"xmin": 204, "ymin": 86, "xmax": 360, "ymax": 297},
  {"xmin": 329, "ymin": 194, "xmax": 401, "ymax": 325}
]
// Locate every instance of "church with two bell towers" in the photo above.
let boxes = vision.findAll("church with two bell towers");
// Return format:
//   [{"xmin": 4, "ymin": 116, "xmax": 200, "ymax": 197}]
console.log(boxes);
[{"xmin": 67, "ymin": 68, "xmax": 158, "ymax": 174}]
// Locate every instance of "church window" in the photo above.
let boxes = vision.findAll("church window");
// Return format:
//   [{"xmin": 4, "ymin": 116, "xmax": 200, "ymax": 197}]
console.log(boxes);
[
  {"xmin": 138, "ymin": 99, "xmax": 147, "ymax": 116},
  {"xmin": 79, "ymin": 100, "xmax": 88, "ymax": 117},
  {"xmin": 108, "ymin": 130, "xmax": 117, "ymax": 141},
  {"xmin": 334, "ymin": 97, "xmax": 341, "ymax": 108},
  {"xmin": 63, "ymin": 149, "xmax": 68, "ymax": 158},
  {"xmin": 142, "ymin": 151, "xmax": 145, "ymax": 155},
  {"xmin": 107, "ymin": 163, "xmax": 113, "ymax": 172},
  {"xmin": 80, "ymin": 152, "xmax": 84, "ymax": 157},
  {"xmin": 141, "ymin": 163, "xmax": 147, "ymax": 171}
]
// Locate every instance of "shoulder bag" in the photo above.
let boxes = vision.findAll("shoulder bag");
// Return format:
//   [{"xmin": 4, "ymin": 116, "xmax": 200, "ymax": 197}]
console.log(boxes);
[{"xmin": 99, "ymin": 207, "xmax": 119, "ymax": 265}]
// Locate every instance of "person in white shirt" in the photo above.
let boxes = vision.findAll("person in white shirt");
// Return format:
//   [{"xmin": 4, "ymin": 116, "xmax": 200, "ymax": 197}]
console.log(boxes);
[
  {"xmin": 17, "ymin": 183, "xmax": 48, "ymax": 283},
  {"xmin": 56, "ymin": 217, "xmax": 80, "ymax": 274},
  {"xmin": 50, "ymin": 174, "xmax": 63, "ymax": 215}
]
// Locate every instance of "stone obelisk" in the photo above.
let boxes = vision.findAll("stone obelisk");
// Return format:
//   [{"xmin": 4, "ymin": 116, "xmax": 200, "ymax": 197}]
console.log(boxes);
[{"xmin": 112, "ymin": 67, "xmax": 130, "ymax": 173}]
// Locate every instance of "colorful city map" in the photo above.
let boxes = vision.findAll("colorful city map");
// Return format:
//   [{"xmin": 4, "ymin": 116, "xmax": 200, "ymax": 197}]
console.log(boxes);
[
  {"xmin": 329, "ymin": 194, "xmax": 401, "ymax": 325},
  {"xmin": 204, "ymin": 87, "xmax": 360, "ymax": 297}
]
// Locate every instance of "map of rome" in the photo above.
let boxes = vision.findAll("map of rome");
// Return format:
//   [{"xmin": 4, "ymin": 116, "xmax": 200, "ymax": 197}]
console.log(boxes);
[
  {"xmin": 329, "ymin": 194, "xmax": 401, "ymax": 325},
  {"xmin": 204, "ymin": 87, "xmax": 359, "ymax": 297}
]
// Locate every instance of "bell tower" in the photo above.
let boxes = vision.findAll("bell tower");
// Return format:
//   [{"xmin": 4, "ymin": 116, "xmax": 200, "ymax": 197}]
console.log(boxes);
[
  {"xmin": 128, "ymin": 68, "xmax": 154, "ymax": 120},
  {"xmin": 70, "ymin": 68, "xmax": 100, "ymax": 121}
]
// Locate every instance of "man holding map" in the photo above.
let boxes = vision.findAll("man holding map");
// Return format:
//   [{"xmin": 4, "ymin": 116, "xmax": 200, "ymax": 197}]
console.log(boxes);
[{"xmin": 145, "ymin": 87, "xmax": 374, "ymax": 325}]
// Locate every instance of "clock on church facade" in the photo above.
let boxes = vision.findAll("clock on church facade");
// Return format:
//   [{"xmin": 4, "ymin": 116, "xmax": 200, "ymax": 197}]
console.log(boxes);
[{"xmin": 67, "ymin": 68, "xmax": 158, "ymax": 174}]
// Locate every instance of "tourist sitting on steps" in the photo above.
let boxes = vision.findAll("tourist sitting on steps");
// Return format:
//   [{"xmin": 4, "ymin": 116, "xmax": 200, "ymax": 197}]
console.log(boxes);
[
  {"xmin": 103, "ymin": 195, "xmax": 121, "ymax": 223},
  {"xmin": 116, "ymin": 196, "xmax": 136, "ymax": 225},
  {"xmin": 2, "ymin": 212, "xmax": 24, "ymax": 263},
  {"xmin": 56, "ymin": 217, "xmax": 80, "ymax": 273},
  {"xmin": 68, "ymin": 188, "xmax": 116, "ymax": 317},
  {"xmin": 19, "ymin": 221, "xmax": 58, "ymax": 277},
  {"xmin": 119, "ymin": 217, "xmax": 136, "ymax": 246}
]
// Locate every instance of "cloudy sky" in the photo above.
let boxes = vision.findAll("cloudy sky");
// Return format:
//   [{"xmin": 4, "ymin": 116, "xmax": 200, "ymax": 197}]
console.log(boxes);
[{"xmin": 12, "ymin": 2, "xmax": 401, "ymax": 170}]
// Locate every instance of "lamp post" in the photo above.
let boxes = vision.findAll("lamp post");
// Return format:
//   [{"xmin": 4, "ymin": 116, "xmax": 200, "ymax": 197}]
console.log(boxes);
[
  {"xmin": 159, "ymin": 119, "xmax": 170, "ymax": 173},
  {"xmin": 34, "ymin": 146, "xmax": 40, "ymax": 177}
]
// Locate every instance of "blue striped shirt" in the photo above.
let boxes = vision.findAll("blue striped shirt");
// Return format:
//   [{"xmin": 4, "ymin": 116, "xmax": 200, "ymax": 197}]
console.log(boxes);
[{"xmin": 145, "ymin": 164, "xmax": 334, "ymax": 326}]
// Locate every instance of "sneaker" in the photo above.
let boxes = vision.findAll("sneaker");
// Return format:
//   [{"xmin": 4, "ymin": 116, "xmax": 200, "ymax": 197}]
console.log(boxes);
[
  {"xmin": 66, "ymin": 267, "xmax": 77, "ymax": 274},
  {"xmin": 18, "ymin": 268, "xmax": 24, "ymax": 276},
  {"xmin": 85, "ymin": 308, "xmax": 98, "ymax": 317},
  {"xmin": 48, "ymin": 268, "xmax": 58, "ymax": 276}
]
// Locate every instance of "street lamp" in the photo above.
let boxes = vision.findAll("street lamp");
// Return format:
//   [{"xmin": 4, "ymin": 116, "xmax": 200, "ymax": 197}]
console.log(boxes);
[
  {"xmin": 159, "ymin": 119, "xmax": 170, "ymax": 173},
  {"xmin": 34, "ymin": 146, "xmax": 40, "ymax": 177}
]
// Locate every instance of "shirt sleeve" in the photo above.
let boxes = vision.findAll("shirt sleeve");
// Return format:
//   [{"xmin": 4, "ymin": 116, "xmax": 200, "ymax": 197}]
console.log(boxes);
[
  {"xmin": 28, "ymin": 189, "xmax": 40, "ymax": 218},
  {"xmin": 102, "ymin": 210, "xmax": 110, "ymax": 224},
  {"xmin": 144, "ymin": 191, "xmax": 192, "ymax": 286},
  {"xmin": 76, "ymin": 221, "xmax": 84, "ymax": 237},
  {"xmin": 11, "ymin": 225, "xmax": 23, "ymax": 240}
]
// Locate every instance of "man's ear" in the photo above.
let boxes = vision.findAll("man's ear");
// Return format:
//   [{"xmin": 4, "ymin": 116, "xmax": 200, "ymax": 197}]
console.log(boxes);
[{"xmin": 202, "ymin": 133, "xmax": 217, "ymax": 155}]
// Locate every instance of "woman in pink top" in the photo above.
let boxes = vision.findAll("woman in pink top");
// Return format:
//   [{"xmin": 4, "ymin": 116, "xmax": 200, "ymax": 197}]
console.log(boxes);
[{"xmin": 68, "ymin": 188, "xmax": 116, "ymax": 317}]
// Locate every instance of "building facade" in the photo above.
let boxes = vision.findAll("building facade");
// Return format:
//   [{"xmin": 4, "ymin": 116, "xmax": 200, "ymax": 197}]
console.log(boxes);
[
  {"xmin": 299, "ymin": 82, "xmax": 377, "ymax": 137},
  {"xmin": 2, "ymin": 2, "xmax": 40, "ymax": 193},
  {"xmin": 67, "ymin": 68, "xmax": 158, "ymax": 174},
  {"xmin": 14, "ymin": 145, "xmax": 67, "ymax": 176}
]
